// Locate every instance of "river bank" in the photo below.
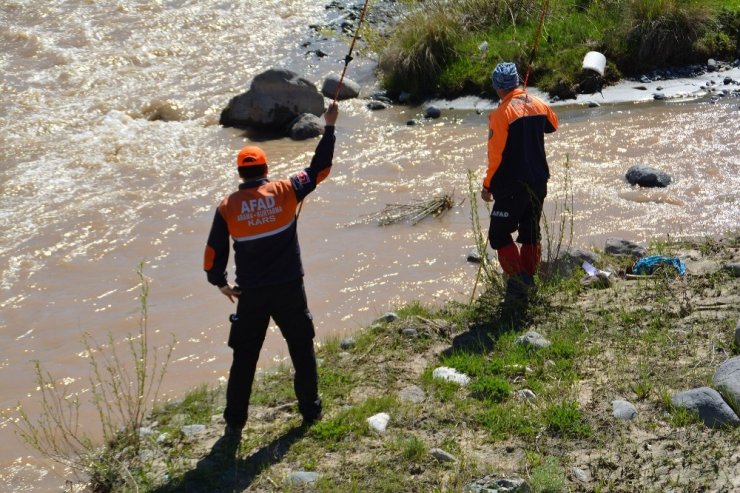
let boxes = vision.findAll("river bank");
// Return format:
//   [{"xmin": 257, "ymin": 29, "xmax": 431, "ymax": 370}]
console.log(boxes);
[
  {"xmin": 73, "ymin": 233, "xmax": 740, "ymax": 492},
  {"xmin": 3, "ymin": 1, "xmax": 739, "ymax": 490}
]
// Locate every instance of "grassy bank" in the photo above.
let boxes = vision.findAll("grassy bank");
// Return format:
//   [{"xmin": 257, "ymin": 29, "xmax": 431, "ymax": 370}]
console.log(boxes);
[
  {"xmin": 81, "ymin": 232, "xmax": 740, "ymax": 492},
  {"xmin": 377, "ymin": 0, "xmax": 740, "ymax": 99}
]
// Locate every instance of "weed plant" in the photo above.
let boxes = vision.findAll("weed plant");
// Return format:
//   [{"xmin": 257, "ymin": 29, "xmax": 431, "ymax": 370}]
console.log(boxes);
[{"xmin": 12, "ymin": 264, "xmax": 174, "ymax": 491}]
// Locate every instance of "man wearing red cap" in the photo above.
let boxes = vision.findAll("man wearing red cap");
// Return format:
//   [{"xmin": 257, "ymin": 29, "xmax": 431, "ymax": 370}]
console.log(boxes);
[
  {"xmin": 482, "ymin": 62, "xmax": 558, "ymax": 324},
  {"xmin": 204, "ymin": 103, "xmax": 338, "ymax": 446}
]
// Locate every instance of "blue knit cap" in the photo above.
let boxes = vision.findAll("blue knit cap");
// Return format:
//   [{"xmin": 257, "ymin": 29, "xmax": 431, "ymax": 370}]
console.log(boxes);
[{"xmin": 491, "ymin": 62, "xmax": 520, "ymax": 90}]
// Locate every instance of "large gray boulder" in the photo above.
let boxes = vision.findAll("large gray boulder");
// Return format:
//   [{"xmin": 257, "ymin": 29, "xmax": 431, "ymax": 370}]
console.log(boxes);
[
  {"xmin": 220, "ymin": 69, "xmax": 325, "ymax": 131},
  {"xmin": 671, "ymin": 387, "xmax": 739, "ymax": 428},
  {"xmin": 321, "ymin": 74, "xmax": 361, "ymax": 100},
  {"xmin": 713, "ymin": 356, "xmax": 740, "ymax": 412},
  {"xmin": 625, "ymin": 165, "xmax": 672, "ymax": 187}
]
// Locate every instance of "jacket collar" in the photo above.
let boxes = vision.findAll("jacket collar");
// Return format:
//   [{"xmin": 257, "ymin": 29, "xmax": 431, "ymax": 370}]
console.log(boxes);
[
  {"xmin": 501, "ymin": 87, "xmax": 528, "ymax": 104},
  {"xmin": 239, "ymin": 178, "xmax": 269, "ymax": 190}
]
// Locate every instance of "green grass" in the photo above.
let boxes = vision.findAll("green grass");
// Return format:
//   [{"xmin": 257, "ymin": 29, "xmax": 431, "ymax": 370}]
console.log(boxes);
[
  {"xmin": 378, "ymin": 0, "xmax": 740, "ymax": 98},
  {"xmin": 529, "ymin": 456, "xmax": 568, "ymax": 493},
  {"xmin": 63, "ymin": 233, "xmax": 740, "ymax": 491},
  {"xmin": 545, "ymin": 401, "xmax": 592, "ymax": 437}
]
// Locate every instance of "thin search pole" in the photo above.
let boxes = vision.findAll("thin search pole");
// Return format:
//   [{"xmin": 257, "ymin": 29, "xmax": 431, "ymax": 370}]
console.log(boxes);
[
  {"xmin": 332, "ymin": 0, "xmax": 372, "ymax": 104},
  {"xmin": 522, "ymin": 0, "xmax": 551, "ymax": 90},
  {"xmin": 296, "ymin": 0, "xmax": 372, "ymax": 220}
]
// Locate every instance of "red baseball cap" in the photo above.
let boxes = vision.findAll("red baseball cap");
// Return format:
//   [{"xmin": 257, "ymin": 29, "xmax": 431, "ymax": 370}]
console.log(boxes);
[{"xmin": 236, "ymin": 146, "xmax": 268, "ymax": 167}]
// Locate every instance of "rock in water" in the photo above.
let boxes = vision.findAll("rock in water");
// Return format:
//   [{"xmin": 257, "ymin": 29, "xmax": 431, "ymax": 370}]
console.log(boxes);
[
  {"xmin": 322, "ymin": 74, "xmax": 361, "ymax": 100},
  {"xmin": 625, "ymin": 165, "xmax": 672, "ymax": 188},
  {"xmin": 220, "ymin": 68, "xmax": 324, "ymax": 132},
  {"xmin": 289, "ymin": 113, "xmax": 323, "ymax": 140}
]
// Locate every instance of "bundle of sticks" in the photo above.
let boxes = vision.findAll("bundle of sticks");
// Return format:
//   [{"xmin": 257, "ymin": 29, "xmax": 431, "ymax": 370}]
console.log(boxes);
[{"xmin": 350, "ymin": 193, "xmax": 454, "ymax": 226}]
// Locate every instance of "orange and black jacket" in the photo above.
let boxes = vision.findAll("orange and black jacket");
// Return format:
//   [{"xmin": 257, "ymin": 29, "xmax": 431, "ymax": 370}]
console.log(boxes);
[
  {"xmin": 484, "ymin": 88, "xmax": 558, "ymax": 196},
  {"xmin": 204, "ymin": 126, "xmax": 335, "ymax": 289}
]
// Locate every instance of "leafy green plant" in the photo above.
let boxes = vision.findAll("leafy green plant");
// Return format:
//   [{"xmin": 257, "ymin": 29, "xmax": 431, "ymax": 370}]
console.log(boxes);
[
  {"xmin": 545, "ymin": 401, "xmax": 591, "ymax": 437},
  {"xmin": 469, "ymin": 375, "xmax": 511, "ymax": 402}
]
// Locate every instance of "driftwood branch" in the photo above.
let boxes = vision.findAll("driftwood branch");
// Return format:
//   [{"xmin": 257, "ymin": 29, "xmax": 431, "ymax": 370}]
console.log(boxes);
[{"xmin": 348, "ymin": 193, "xmax": 454, "ymax": 226}]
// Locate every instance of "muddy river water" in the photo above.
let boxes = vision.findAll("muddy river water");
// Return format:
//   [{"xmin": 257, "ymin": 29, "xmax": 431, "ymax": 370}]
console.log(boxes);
[{"xmin": 1, "ymin": 0, "xmax": 738, "ymax": 489}]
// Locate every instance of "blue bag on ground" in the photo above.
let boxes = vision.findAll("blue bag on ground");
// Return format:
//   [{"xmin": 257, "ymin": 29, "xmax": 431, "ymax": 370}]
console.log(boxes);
[{"xmin": 633, "ymin": 256, "xmax": 686, "ymax": 276}]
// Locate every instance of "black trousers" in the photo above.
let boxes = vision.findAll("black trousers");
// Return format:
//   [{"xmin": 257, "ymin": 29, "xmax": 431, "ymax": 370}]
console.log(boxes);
[
  {"xmin": 223, "ymin": 278, "xmax": 321, "ymax": 429},
  {"xmin": 488, "ymin": 180, "xmax": 548, "ymax": 249}
]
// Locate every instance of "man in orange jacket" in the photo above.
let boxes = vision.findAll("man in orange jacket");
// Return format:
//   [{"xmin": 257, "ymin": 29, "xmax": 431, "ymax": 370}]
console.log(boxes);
[
  {"xmin": 481, "ymin": 62, "xmax": 558, "ymax": 322},
  {"xmin": 204, "ymin": 103, "xmax": 338, "ymax": 447}
]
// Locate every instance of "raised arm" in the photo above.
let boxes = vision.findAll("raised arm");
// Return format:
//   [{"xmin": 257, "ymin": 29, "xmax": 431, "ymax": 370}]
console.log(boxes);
[{"xmin": 290, "ymin": 103, "xmax": 338, "ymax": 202}]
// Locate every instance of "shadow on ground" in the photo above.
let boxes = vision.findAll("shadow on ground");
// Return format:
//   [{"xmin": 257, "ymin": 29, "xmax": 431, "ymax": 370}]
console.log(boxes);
[{"xmin": 152, "ymin": 424, "xmax": 308, "ymax": 493}]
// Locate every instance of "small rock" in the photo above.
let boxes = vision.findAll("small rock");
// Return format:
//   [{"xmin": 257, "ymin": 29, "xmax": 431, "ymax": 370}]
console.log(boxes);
[
  {"xmin": 625, "ymin": 165, "xmax": 672, "ymax": 188},
  {"xmin": 398, "ymin": 91, "xmax": 411, "ymax": 103},
  {"xmin": 587, "ymin": 101, "xmax": 600, "ymax": 108},
  {"xmin": 516, "ymin": 389, "xmax": 537, "ymax": 401},
  {"xmin": 374, "ymin": 312, "xmax": 398, "ymax": 324},
  {"xmin": 430, "ymin": 448, "xmax": 457, "ymax": 462},
  {"xmin": 210, "ymin": 414, "xmax": 225, "ymax": 425},
  {"xmin": 571, "ymin": 467, "xmax": 590, "ymax": 483},
  {"xmin": 406, "ymin": 119, "xmax": 419, "ymax": 126},
  {"xmin": 424, "ymin": 106, "xmax": 442, "ymax": 119},
  {"xmin": 399, "ymin": 385, "xmax": 426, "ymax": 403},
  {"xmin": 515, "ymin": 331, "xmax": 551, "ymax": 349},
  {"xmin": 605, "ymin": 238, "xmax": 647, "ymax": 258},
  {"xmin": 314, "ymin": 49, "xmax": 328, "ymax": 58},
  {"xmin": 402, "ymin": 328, "xmax": 418, "ymax": 338},
  {"xmin": 713, "ymin": 356, "xmax": 740, "ymax": 412},
  {"xmin": 653, "ymin": 93, "xmax": 666, "ymax": 100},
  {"xmin": 321, "ymin": 74, "xmax": 360, "ymax": 100},
  {"xmin": 467, "ymin": 250, "xmax": 489, "ymax": 264},
  {"xmin": 612, "ymin": 399, "xmax": 638, "ymax": 420},
  {"xmin": 156, "ymin": 433, "xmax": 169, "ymax": 444},
  {"xmin": 340, "ymin": 337, "xmax": 356, "ymax": 350},
  {"xmin": 366, "ymin": 100, "xmax": 388, "ymax": 111},
  {"xmin": 181, "ymin": 424, "xmax": 207, "ymax": 438},
  {"xmin": 671, "ymin": 387, "xmax": 740, "ymax": 428},
  {"xmin": 432, "ymin": 366, "xmax": 471, "ymax": 386},
  {"xmin": 139, "ymin": 449, "xmax": 156, "ymax": 462},
  {"xmin": 724, "ymin": 262, "xmax": 740, "ymax": 277},
  {"xmin": 139, "ymin": 426, "xmax": 154, "ymax": 437},
  {"xmin": 640, "ymin": 75, "xmax": 652, "ymax": 83},
  {"xmin": 478, "ymin": 41, "xmax": 489, "ymax": 52},
  {"xmin": 543, "ymin": 247, "xmax": 600, "ymax": 278},
  {"xmin": 371, "ymin": 93, "xmax": 393, "ymax": 104},
  {"xmin": 724, "ymin": 77, "xmax": 734, "ymax": 85},
  {"xmin": 289, "ymin": 113, "xmax": 323, "ymax": 140},
  {"xmin": 288, "ymin": 471, "xmax": 319, "ymax": 486},
  {"xmin": 463, "ymin": 476, "xmax": 531, "ymax": 493},
  {"xmin": 367, "ymin": 412, "xmax": 390, "ymax": 433}
]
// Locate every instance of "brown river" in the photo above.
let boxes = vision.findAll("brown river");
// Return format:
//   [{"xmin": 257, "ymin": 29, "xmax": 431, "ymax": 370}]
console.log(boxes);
[{"xmin": 1, "ymin": 0, "xmax": 738, "ymax": 489}]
